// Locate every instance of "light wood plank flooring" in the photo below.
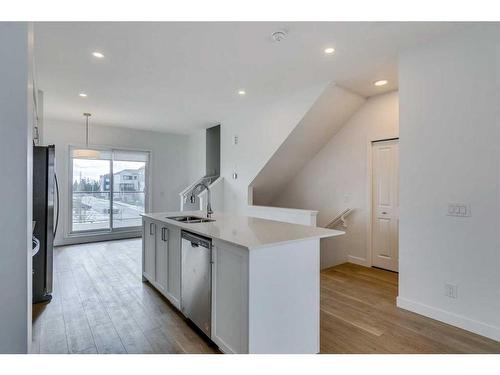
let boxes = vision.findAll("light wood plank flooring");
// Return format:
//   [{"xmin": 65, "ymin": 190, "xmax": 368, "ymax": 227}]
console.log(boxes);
[
  {"xmin": 32, "ymin": 239, "xmax": 217, "ymax": 354},
  {"xmin": 320, "ymin": 263, "xmax": 500, "ymax": 353},
  {"xmin": 32, "ymin": 239, "xmax": 500, "ymax": 354}
]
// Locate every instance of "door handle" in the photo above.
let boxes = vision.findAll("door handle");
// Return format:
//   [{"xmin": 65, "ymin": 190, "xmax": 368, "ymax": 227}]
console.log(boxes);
[
  {"xmin": 382, "ymin": 211, "xmax": 388, "ymax": 215},
  {"xmin": 161, "ymin": 227, "xmax": 168, "ymax": 242},
  {"xmin": 54, "ymin": 173, "xmax": 60, "ymax": 237},
  {"xmin": 150, "ymin": 222, "xmax": 155, "ymax": 235}
]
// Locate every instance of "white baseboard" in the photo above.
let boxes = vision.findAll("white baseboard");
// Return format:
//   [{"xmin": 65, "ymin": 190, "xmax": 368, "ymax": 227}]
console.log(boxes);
[
  {"xmin": 55, "ymin": 231, "xmax": 141, "ymax": 246},
  {"xmin": 397, "ymin": 296, "xmax": 500, "ymax": 342},
  {"xmin": 347, "ymin": 255, "xmax": 370, "ymax": 267}
]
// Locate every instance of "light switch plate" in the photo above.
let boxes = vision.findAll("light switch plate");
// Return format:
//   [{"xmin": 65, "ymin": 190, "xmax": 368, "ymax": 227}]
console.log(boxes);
[
  {"xmin": 445, "ymin": 283, "xmax": 458, "ymax": 299},
  {"xmin": 447, "ymin": 203, "xmax": 471, "ymax": 217}
]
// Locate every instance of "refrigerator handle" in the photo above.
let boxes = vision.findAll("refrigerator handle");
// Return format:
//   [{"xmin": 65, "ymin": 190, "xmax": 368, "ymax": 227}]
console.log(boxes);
[{"xmin": 54, "ymin": 173, "xmax": 60, "ymax": 237}]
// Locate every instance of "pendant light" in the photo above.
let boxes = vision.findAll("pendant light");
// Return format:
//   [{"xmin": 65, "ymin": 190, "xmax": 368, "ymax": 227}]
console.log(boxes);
[{"xmin": 73, "ymin": 113, "xmax": 100, "ymax": 158}]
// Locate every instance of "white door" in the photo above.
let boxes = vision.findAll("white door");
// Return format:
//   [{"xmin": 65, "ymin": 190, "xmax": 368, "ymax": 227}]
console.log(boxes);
[{"xmin": 371, "ymin": 139, "xmax": 399, "ymax": 272}]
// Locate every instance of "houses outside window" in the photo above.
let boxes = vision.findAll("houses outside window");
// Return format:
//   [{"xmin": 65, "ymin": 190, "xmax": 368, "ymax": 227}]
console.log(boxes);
[{"xmin": 70, "ymin": 147, "xmax": 150, "ymax": 234}]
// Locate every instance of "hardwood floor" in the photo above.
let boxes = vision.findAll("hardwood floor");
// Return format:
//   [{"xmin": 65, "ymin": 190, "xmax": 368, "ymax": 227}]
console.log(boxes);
[
  {"xmin": 32, "ymin": 239, "xmax": 217, "ymax": 354},
  {"xmin": 32, "ymin": 239, "xmax": 500, "ymax": 354},
  {"xmin": 320, "ymin": 263, "xmax": 500, "ymax": 353}
]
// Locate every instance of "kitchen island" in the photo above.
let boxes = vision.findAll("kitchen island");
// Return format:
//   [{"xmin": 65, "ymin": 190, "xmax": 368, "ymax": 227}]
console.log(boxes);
[{"xmin": 141, "ymin": 210, "xmax": 344, "ymax": 354}]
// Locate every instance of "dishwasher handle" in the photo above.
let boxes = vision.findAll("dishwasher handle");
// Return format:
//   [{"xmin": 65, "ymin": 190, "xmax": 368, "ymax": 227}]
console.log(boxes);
[{"xmin": 181, "ymin": 231, "xmax": 211, "ymax": 249}]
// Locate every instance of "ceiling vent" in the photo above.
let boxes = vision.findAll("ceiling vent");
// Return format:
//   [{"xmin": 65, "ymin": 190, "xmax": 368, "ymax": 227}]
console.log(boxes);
[{"xmin": 271, "ymin": 30, "xmax": 288, "ymax": 42}]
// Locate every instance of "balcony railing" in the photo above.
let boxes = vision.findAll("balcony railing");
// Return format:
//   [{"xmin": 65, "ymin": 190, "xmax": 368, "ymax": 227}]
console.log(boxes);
[{"xmin": 72, "ymin": 191, "xmax": 146, "ymax": 232}]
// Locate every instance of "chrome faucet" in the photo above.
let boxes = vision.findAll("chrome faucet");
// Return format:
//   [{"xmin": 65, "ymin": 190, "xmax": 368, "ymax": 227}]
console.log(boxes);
[{"xmin": 189, "ymin": 181, "xmax": 213, "ymax": 218}]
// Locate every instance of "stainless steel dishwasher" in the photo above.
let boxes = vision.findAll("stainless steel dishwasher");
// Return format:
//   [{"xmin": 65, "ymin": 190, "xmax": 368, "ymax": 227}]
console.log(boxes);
[{"xmin": 181, "ymin": 231, "xmax": 212, "ymax": 337}]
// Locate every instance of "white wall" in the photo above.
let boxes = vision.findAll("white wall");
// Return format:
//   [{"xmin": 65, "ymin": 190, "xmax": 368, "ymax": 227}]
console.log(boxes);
[
  {"xmin": 186, "ymin": 83, "xmax": 327, "ymax": 215},
  {"xmin": 273, "ymin": 91, "xmax": 399, "ymax": 268},
  {"xmin": 398, "ymin": 26, "xmax": 500, "ymax": 341},
  {"xmin": 220, "ymin": 83, "xmax": 328, "ymax": 214},
  {"xmin": 250, "ymin": 85, "xmax": 365, "ymax": 206},
  {"xmin": 0, "ymin": 22, "xmax": 33, "ymax": 353},
  {"xmin": 43, "ymin": 119, "xmax": 190, "ymax": 245}
]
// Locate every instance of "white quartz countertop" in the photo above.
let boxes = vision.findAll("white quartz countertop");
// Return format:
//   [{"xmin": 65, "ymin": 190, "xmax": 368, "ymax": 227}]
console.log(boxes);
[{"xmin": 141, "ymin": 211, "xmax": 344, "ymax": 250}]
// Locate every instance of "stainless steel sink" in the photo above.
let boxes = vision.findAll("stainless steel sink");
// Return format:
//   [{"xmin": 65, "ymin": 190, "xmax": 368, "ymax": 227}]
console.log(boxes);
[{"xmin": 167, "ymin": 215, "xmax": 215, "ymax": 223}]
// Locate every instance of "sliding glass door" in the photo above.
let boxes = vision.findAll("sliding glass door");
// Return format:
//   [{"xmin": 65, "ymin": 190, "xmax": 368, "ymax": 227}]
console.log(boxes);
[
  {"xmin": 71, "ymin": 157, "xmax": 111, "ymax": 232},
  {"xmin": 111, "ymin": 150, "xmax": 147, "ymax": 229},
  {"xmin": 70, "ymin": 147, "xmax": 149, "ymax": 235}
]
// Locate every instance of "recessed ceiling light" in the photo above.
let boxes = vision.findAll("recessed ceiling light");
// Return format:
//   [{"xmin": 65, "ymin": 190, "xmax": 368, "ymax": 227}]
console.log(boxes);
[
  {"xmin": 79, "ymin": 93, "xmax": 88, "ymax": 98},
  {"xmin": 238, "ymin": 90, "xmax": 246, "ymax": 96},
  {"xmin": 324, "ymin": 47, "xmax": 335, "ymax": 55},
  {"xmin": 92, "ymin": 51, "xmax": 104, "ymax": 59},
  {"xmin": 373, "ymin": 79, "xmax": 388, "ymax": 87}
]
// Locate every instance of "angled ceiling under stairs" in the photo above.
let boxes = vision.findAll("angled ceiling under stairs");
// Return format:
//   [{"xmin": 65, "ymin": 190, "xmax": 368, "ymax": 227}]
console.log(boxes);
[{"xmin": 249, "ymin": 84, "xmax": 365, "ymax": 206}]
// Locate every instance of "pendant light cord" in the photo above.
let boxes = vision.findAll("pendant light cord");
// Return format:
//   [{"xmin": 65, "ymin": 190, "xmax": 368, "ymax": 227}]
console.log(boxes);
[{"xmin": 83, "ymin": 113, "xmax": 92, "ymax": 147}]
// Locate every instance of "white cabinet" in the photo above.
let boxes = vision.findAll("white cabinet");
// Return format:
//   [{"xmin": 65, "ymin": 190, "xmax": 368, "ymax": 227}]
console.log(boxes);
[
  {"xmin": 211, "ymin": 238, "xmax": 320, "ymax": 354},
  {"xmin": 142, "ymin": 218, "xmax": 181, "ymax": 308},
  {"xmin": 155, "ymin": 224, "xmax": 169, "ymax": 293},
  {"xmin": 166, "ymin": 225, "xmax": 181, "ymax": 307},
  {"xmin": 142, "ymin": 218, "xmax": 156, "ymax": 282},
  {"xmin": 211, "ymin": 239, "xmax": 249, "ymax": 354}
]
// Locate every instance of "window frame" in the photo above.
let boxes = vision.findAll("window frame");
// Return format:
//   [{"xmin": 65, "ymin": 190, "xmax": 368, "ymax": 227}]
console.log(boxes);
[{"xmin": 67, "ymin": 144, "xmax": 151, "ymax": 237}]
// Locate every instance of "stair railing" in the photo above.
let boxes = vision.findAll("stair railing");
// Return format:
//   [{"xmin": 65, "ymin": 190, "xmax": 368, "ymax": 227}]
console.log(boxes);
[
  {"xmin": 181, "ymin": 174, "xmax": 219, "ymax": 203},
  {"xmin": 325, "ymin": 208, "xmax": 353, "ymax": 229}
]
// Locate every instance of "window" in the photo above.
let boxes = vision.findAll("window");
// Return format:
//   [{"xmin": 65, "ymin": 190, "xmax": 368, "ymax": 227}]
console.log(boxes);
[{"xmin": 70, "ymin": 147, "xmax": 149, "ymax": 234}]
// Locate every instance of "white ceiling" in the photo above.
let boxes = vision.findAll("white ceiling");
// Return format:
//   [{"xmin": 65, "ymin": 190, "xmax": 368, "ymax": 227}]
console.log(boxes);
[{"xmin": 35, "ymin": 22, "xmax": 467, "ymax": 133}]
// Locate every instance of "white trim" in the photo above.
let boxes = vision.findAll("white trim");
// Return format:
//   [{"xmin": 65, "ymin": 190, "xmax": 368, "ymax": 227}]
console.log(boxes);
[
  {"xmin": 365, "ymin": 140, "xmax": 373, "ymax": 267},
  {"xmin": 347, "ymin": 255, "xmax": 370, "ymax": 267},
  {"xmin": 248, "ymin": 205, "xmax": 319, "ymax": 215},
  {"xmin": 397, "ymin": 297, "xmax": 500, "ymax": 342},
  {"xmin": 247, "ymin": 205, "xmax": 319, "ymax": 226}
]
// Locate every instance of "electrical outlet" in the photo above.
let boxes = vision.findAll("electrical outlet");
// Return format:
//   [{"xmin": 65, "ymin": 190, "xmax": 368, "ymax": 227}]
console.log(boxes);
[
  {"xmin": 447, "ymin": 203, "xmax": 471, "ymax": 217},
  {"xmin": 445, "ymin": 283, "xmax": 458, "ymax": 299}
]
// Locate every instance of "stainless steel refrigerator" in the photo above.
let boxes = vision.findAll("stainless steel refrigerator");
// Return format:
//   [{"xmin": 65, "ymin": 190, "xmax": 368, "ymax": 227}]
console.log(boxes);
[{"xmin": 32, "ymin": 145, "xmax": 59, "ymax": 303}]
